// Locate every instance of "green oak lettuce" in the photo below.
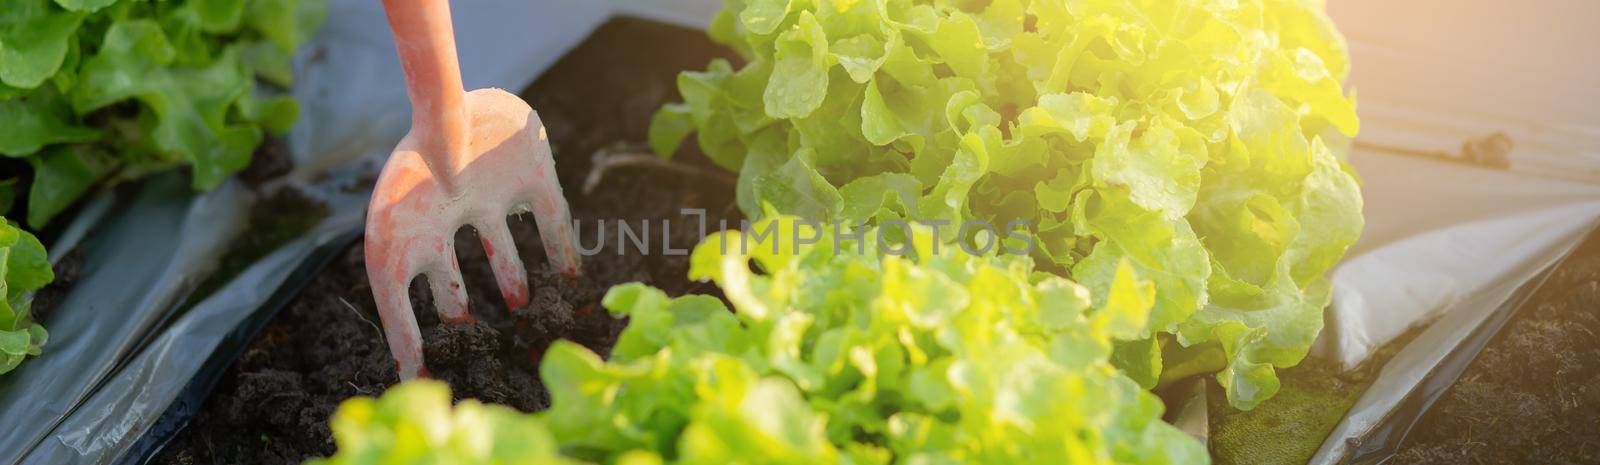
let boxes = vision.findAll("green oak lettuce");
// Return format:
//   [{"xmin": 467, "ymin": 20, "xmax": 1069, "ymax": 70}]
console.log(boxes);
[
  {"xmin": 0, "ymin": 0, "xmax": 326, "ymax": 229},
  {"xmin": 0, "ymin": 0, "xmax": 323, "ymax": 379},
  {"xmin": 651, "ymin": 0, "xmax": 1363, "ymax": 410},
  {"xmin": 548, "ymin": 218, "xmax": 1205, "ymax": 463},
  {"xmin": 310, "ymin": 381, "xmax": 587, "ymax": 465},
  {"xmin": 1, "ymin": 221, "xmax": 51, "ymax": 376},
  {"xmin": 317, "ymin": 218, "xmax": 1207, "ymax": 464}
]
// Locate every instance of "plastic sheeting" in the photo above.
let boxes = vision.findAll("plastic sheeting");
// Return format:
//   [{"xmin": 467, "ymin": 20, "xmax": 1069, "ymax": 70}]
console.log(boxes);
[
  {"xmin": 1308, "ymin": 152, "xmax": 1600, "ymax": 464},
  {"xmin": 1316, "ymin": 155, "xmax": 1600, "ymax": 368},
  {"xmin": 36, "ymin": 187, "xmax": 362, "ymax": 465},
  {"xmin": 1306, "ymin": 0, "xmax": 1600, "ymax": 462},
  {"xmin": 1316, "ymin": 0, "xmax": 1600, "ymax": 368},
  {"xmin": 0, "ymin": 175, "xmax": 250, "ymax": 465}
]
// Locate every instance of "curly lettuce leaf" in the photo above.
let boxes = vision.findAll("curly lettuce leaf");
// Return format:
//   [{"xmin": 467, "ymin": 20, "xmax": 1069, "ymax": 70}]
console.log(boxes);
[
  {"xmin": 246, "ymin": 0, "xmax": 326, "ymax": 56},
  {"xmin": 0, "ymin": 88, "xmax": 97, "ymax": 157},
  {"xmin": 0, "ymin": 0, "xmax": 84, "ymax": 89},
  {"xmin": 652, "ymin": 0, "xmax": 1364, "ymax": 410},
  {"xmin": 0, "ymin": 0, "xmax": 324, "ymax": 374},
  {"xmin": 53, "ymin": 0, "xmax": 118, "ymax": 13},
  {"xmin": 0, "ymin": 0, "xmax": 324, "ymax": 230},
  {"xmin": 321, "ymin": 220, "xmax": 1207, "ymax": 463},
  {"xmin": 537, "ymin": 218, "xmax": 1206, "ymax": 464},
  {"xmin": 27, "ymin": 144, "xmax": 114, "ymax": 228},
  {"xmin": 72, "ymin": 20, "xmax": 262, "ymax": 190},
  {"xmin": 1, "ymin": 221, "xmax": 52, "ymax": 376},
  {"xmin": 309, "ymin": 380, "xmax": 584, "ymax": 465},
  {"xmin": 0, "ymin": 178, "xmax": 17, "ymax": 215}
]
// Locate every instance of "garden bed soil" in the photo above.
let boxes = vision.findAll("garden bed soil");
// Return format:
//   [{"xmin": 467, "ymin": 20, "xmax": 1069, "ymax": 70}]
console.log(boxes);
[
  {"xmin": 28, "ymin": 249, "xmax": 83, "ymax": 327},
  {"xmin": 155, "ymin": 18, "xmax": 736, "ymax": 465},
  {"xmin": 1393, "ymin": 227, "xmax": 1600, "ymax": 464}
]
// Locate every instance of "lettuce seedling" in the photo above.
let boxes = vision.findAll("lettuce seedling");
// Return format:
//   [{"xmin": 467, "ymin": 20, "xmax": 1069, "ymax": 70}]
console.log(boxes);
[
  {"xmin": 651, "ymin": 0, "xmax": 1364, "ymax": 410},
  {"xmin": 0, "ymin": 221, "xmax": 52, "ymax": 376}
]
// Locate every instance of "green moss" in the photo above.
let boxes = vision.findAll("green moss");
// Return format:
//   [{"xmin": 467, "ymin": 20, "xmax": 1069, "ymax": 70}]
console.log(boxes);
[{"xmin": 1208, "ymin": 329, "xmax": 1419, "ymax": 464}]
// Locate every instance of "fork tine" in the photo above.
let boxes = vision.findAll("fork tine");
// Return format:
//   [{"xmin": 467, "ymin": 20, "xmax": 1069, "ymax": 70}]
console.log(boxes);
[
  {"xmin": 477, "ymin": 218, "xmax": 530, "ymax": 309},
  {"xmin": 424, "ymin": 246, "xmax": 472, "ymax": 324},
  {"xmin": 371, "ymin": 269, "xmax": 428, "ymax": 379},
  {"xmin": 515, "ymin": 111, "xmax": 582, "ymax": 277}
]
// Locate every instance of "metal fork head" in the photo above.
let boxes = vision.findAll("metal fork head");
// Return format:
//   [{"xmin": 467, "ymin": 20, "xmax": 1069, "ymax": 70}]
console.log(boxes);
[{"xmin": 365, "ymin": 88, "xmax": 581, "ymax": 380}]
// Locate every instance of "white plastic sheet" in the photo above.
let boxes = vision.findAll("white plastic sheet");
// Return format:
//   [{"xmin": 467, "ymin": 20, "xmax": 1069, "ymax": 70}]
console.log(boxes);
[
  {"xmin": 1315, "ymin": 0, "xmax": 1600, "ymax": 403},
  {"xmin": 0, "ymin": 176, "xmax": 250, "ymax": 465},
  {"xmin": 1309, "ymin": 0, "xmax": 1600, "ymax": 462},
  {"xmin": 1316, "ymin": 153, "xmax": 1600, "ymax": 368}
]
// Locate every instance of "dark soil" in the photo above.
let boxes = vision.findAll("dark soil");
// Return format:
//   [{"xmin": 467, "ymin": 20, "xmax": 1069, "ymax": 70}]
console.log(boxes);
[
  {"xmin": 237, "ymin": 138, "xmax": 295, "ymax": 188},
  {"xmin": 1394, "ymin": 228, "xmax": 1600, "ymax": 464},
  {"xmin": 29, "ymin": 248, "xmax": 84, "ymax": 324},
  {"xmin": 155, "ymin": 18, "xmax": 736, "ymax": 465}
]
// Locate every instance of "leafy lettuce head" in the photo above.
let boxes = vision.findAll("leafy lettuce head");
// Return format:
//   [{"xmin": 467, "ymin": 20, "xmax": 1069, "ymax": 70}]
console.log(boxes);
[
  {"xmin": 539, "ymin": 217, "xmax": 1206, "ymax": 464},
  {"xmin": 0, "ymin": 0, "xmax": 327, "ymax": 228},
  {"xmin": 652, "ymin": 0, "xmax": 1363, "ymax": 410}
]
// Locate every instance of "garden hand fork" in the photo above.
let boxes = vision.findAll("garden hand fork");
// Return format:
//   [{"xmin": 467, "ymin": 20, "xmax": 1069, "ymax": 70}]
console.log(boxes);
[{"xmin": 366, "ymin": 0, "xmax": 582, "ymax": 379}]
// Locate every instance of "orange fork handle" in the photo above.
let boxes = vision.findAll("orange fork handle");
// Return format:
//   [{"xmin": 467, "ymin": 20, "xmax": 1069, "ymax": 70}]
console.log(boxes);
[{"xmin": 382, "ymin": 0, "xmax": 469, "ymax": 194}]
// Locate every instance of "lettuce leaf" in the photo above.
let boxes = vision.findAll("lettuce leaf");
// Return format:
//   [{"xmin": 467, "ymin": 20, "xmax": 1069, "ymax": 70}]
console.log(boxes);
[
  {"xmin": 0, "ymin": 0, "xmax": 326, "ymax": 228},
  {"xmin": 652, "ymin": 0, "xmax": 1363, "ymax": 410},
  {"xmin": 319, "ymin": 219, "xmax": 1207, "ymax": 464},
  {"xmin": 540, "ymin": 218, "xmax": 1206, "ymax": 463},
  {"xmin": 0, "ymin": 0, "xmax": 325, "ymax": 376},
  {"xmin": 0, "ymin": 221, "xmax": 52, "ymax": 376},
  {"xmin": 309, "ymin": 381, "xmax": 584, "ymax": 465}
]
